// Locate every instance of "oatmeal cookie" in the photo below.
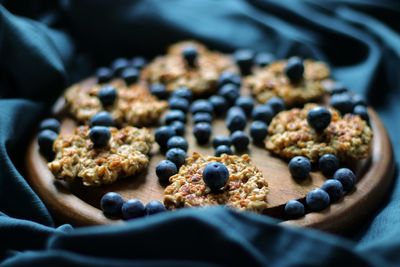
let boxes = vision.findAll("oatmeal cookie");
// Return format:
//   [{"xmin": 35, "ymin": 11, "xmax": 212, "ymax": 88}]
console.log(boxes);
[
  {"xmin": 245, "ymin": 60, "xmax": 330, "ymax": 105},
  {"xmin": 164, "ymin": 152, "xmax": 268, "ymax": 212},
  {"xmin": 266, "ymin": 104, "xmax": 373, "ymax": 162},
  {"xmin": 48, "ymin": 126, "xmax": 154, "ymax": 186}
]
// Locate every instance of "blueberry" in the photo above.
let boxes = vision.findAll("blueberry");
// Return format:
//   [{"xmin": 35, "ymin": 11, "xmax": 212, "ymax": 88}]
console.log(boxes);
[
  {"xmin": 235, "ymin": 96, "xmax": 254, "ymax": 117},
  {"xmin": 250, "ymin": 120, "xmax": 268, "ymax": 144},
  {"xmin": 96, "ymin": 67, "xmax": 113, "ymax": 84},
  {"xmin": 217, "ymin": 71, "xmax": 242, "ymax": 88},
  {"xmin": 252, "ymin": 104, "xmax": 274, "ymax": 124},
  {"xmin": 89, "ymin": 111, "xmax": 114, "ymax": 127},
  {"xmin": 182, "ymin": 46, "xmax": 198, "ymax": 67},
  {"xmin": 203, "ymin": 162, "xmax": 229, "ymax": 192},
  {"xmin": 170, "ymin": 121, "xmax": 185, "ymax": 136},
  {"xmin": 145, "ymin": 200, "xmax": 167, "ymax": 215},
  {"xmin": 166, "ymin": 148, "xmax": 187, "ymax": 167},
  {"xmin": 352, "ymin": 94, "xmax": 367, "ymax": 107},
  {"xmin": 306, "ymin": 188, "xmax": 330, "ymax": 211},
  {"xmin": 284, "ymin": 200, "xmax": 305, "ymax": 218},
  {"xmin": 193, "ymin": 122, "xmax": 212, "ymax": 144},
  {"xmin": 307, "ymin": 106, "xmax": 332, "ymax": 132},
  {"xmin": 89, "ymin": 126, "xmax": 111, "ymax": 147},
  {"xmin": 163, "ymin": 109, "xmax": 186, "ymax": 124},
  {"xmin": 39, "ymin": 118, "xmax": 60, "ymax": 133},
  {"xmin": 100, "ymin": 192, "xmax": 124, "ymax": 216},
  {"xmin": 154, "ymin": 126, "xmax": 176, "ymax": 149},
  {"xmin": 333, "ymin": 168, "xmax": 356, "ymax": 191},
  {"xmin": 131, "ymin": 56, "xmax": 147, "ymax": 70},
  {"xmin": 231, "ymin": 130, "xmax": 250, "ymax": 151},
  {"xmin": 111, "ymin": 58, "xmax": 130, "ymax": 76},
  {"xmin": 288, "ymin": 156, "xmax": 311, "ymax": 179},
  {"xmin": 150, "ymin": 83, "xmax": 169, "ymax": 100},
  {"xmin": 330, "ymin": 93, "xmax": 354, "ymax": 114},
  {"xmin": 209, "ymin": 95, "xmax": 228, "ymax": 116},
  {"xmin": 190, "ymin": 100, "xmax": 213, "ymax": 115},
  {"xmin": 284, "ymin": 57, "xmax": 304, "ymax": 83},
  {"xmin": 171, "ymin": 87, "xmax": 193, "ymax": 102},
  {"xmin": 318, "ymin": 154, "xmax": 339, "ymax": 177},
  {"xmin": 267, "ymin": 97, "xmax": 285, "ymax": 114},
  {"xmin": 169, "ymin": 97, "xmax": 190, "ymax": 112},
  {"xmin": 167, "ymin": 136, "xmax": 188, "ymax": 152},
  {"xmin": 212, "ymin": 135, "xmax": 231, "ymax": 148},
  {"xmin": 233, "ymin": 49, "xmax": 255, "ymax": 75},
  {"xmin": 122, "ymin": 199, "xmax": 145, "ymax": 220},
  {"xmin": 353, "ymin": 105, "xmax": 369, "ymax": 122},
  {"xmin": 193, "ymin": 112, "xmax": 212, "ymax": 124},
  {"xmin": 215, "ymin": 145, "xmax": 233, "ymax": 156},
  {"xmin": 330, "ymin": 82, "xmax": 348, "ymax": 95},
  {"xmin": 218, "ymin": 84, "xmax": 240, "ymax": 105},
  {"xmin": 226, "ymin": 106, "xmax": 246, "ymax": 133},
  {"xmin": 121, "ymin": 67, "xmax": 140, "ymax": 85},
  {"xmin": 255, "ymin": 52, "xmax": 275, "ymax": 67},
  {"xmin": 156, "ymin": 160, "xmax": 178, "ymax": 184},
  {"xmin": 98, "ymin": 86, "xmax": 118, "ymax": 106},
  {"xmin": 38, "ymin": 129, "xmax": 58, "ymax": 160},
  {"xmin": 321, "ymin": 179, "xmax": 344, "ymax": 203}
]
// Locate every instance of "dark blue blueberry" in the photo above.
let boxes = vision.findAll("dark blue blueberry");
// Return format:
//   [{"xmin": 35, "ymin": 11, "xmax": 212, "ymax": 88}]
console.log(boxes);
[
  {"xmin": 193, "ymin": 112, "xmax": 212, "ymax": 124},
  {"xmin": 215, "ymin": 145, "xmax": 233, "ymax": 156},
  {"xmin": 231, "ymin": 130, "xmax": 250, "ymax": 151},
  {"xmin": 226, "ymin": 106, "xmax": 246, "ymax": 133},
  {"xmin": 193, "ymin": 122, "xmax": 212, "ymax": 145},
  {"xmin": 182, "ymin": 46, "xmax": 198, "ymax": 67},
  {"xmin": 267, "ymin": 97, "xmax": 285, "ymax": 114},
  {"xmin": 330, "ymin": 82, "xmax": 348, "ymax": 95},
  {"xmin": 163, "ymin": 109, "xmax": 186, "ymax": 124},
  {"xmin": 333, "ymin": 168, "xmax": 356, "ymax": 191},
  {"xmin": 352, "ymin": 94, "xmax": 367, "ymax": 107},
  {"xmin": 190, "ymin": 100, "xmax": 213, "ymax": 114},
  {"xmin": 145, "ymin": 200, "xmax": 167, "ymax": 215},
  {"xmin": 171, "ymin": 87, "xmax": 193, "ymax": 102},
  {"xmin": 218, "ymin": 84, "xmax": 240, "ymax": 105},
  {"xmin": 233, "ymin": 49, "xmax": 255, "ymax": 75},
  {"xmin": 156, "ymin": 160, "xmax": 178, "ymax": 184},
  {"xmin": 318, "ymin": 154, "xmax": 339, "ymax": 177},
  {"xmin": 321, "ymin": 179, "xmax": 344, "ymax": 203},
  {"xmin": 155, "ymin": 126, "xmax": 176, "ymax": 149},
  {"xmin": 255, "ymin": 52, "xmax": 275, "ymax": 67},
  {"xmin": 121, "ymin": 67, "xmax": 140, "ymax": 85},
  {"xmin": 167, "ymin": 136, "xmax": 188, "ymax": 152},
  {"xmin": 284, "ymin": 57, "xmax": 304, "ymax": 83},
  {"xmin": 89, "ymin": 126, "xmax": 111, "ymax": 147},
  {"xmin": 250, "ymin": 120, "xmax": 268, "ymax": 144},
  {"xmin": 353, "ymin": 105, "xmax": 369, "ymax": 122},
  {"xmin": 96, "ymin": 67, "xmax": 113, "ymax": 84},
  {"xmin": 203, "ymin": 162, "xmax": 229, "ymax": 192},
  {"xmin": 131, "ymin": 56, "xmax": 147, "ymax": 70},
  {"xmin": 38, "ymin": 129, "xmax": 58, "ymax": 160},
  {"xmin": 122, "ymin": 199, "xmax": 146, "ymax": 220},
  {"xmin": 330, "ymin": 93, "xmax": 354, "ymax": 114},
  {"xmin": 89, "ymin": 111, "xmax": 114, "ymax": 127},
  {"xmin": 306, "ymin": 188, "xmax": 330, "ymax": 211},
  {"xmin": 235, "ymin": 96, "xmax": 254, "ymax": 117},
  {"xmin": 284, "ymin": 200, "xmax": 305, "ymax": 218},
  {"xmin": 150, "ymin": 83, "xmax": 169, "ymax": 100},
  {"xmin": 111, "ymin": 58, "xmax": 130, "ymax": 76},
  {"xmin": 100, "ymin": 192, "xmax": 125, "ymax": 216},
  {"xmin": 307, "ymin": 106, "xmax": 332, "ymax": 132},
  {"xmin": 169, "ymin": 97, "xmax": 190, "ymax": 112},
  {"xmin": 170, "ymin": 121, "xmax": 185, "ymax": 136},
  {"xmin": 288, "ymin": 156, "xmax": 311, "ymax": 179},
  {"xmin": 212, "ymin": 135, "xmax": 231, "ymax": 148},
  {"xmin": 217, "ymin": 71, "xmax": 241, "ymax": 88},
  {"xmin": 209, "ymin": 95, "xmax": 228, "ymax": 116},
  {"xmin": 98, "ymin": 86, "xmax": 118, "ymax": 106},
  {"xmin": 252, "ymin": 104, "xmax": 274, "ymax": 124},
  {"xmin": 166, "ymin": 148, "xmax": 187, "ymax": 167},
  {"xmin": 39, "ymin": 118, "xmax": 60, "ymax": 133}
]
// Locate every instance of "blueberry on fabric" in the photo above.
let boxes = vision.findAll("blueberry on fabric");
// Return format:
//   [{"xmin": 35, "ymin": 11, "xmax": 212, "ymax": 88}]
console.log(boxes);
[
  {"xmin": 193, "ymin": 112, "xmax": 213, "ymax": 124},
  {"xmin": 284, "ymin": 57, "xmax": 304, "ymax": 83},
  {"xmin": 333, "ymin": 168, "xmax": 356, "ymax": 192},
  {"xmin": 182, "ymin": 46, "xmax": 198, "ymax": 67},
  {"xmin": 121, "ymin": 67, "xmax": 140, "ymax": 85},
  {"xmin": 226, "ymin": 106, "xmax": 247, "ymax": 133},
  {"xmin": 255, "ymin": 52, "xmax": 275, "ymax": 67},
  {"xmin": 156, "ymin": 160, "xmax": 178, "ymax": 184},
  {"xmin": 171, "ymin": 87, "xmax": 193, "ymax": 102},
  {"xmin": 318, "ymin": 154, "xmax": 339, "ymax": 176},
  {"xmin": 100, "ymin": 192, "xmax": 124, "ymax": 216},
  {"xmin": 250, "ymin": 120, "xmax": 268, "ymax": 144},
  {"xmin": 89, "ymin": 111, "xmax": 115, "ymax": 127},
  {"xmin": 209, "ymin": 95, "xmax": 228, "ymax": 116},
  {"xmin": 96, "ymin": 67, "xmax": 113, "ymax": 84},
  {"xmin": 252, "ymin": 104, "xmax": 274, "ymax": 124},
  {"xmin": 307, "ymin": 106, "xmax": 332, "ymax": 132},
  {"xmin": 150, "ymin": 83, "xmax": 169, "ymax": 100},
  {"xmin": 111, "ymin": 58, "xmax": 130, "ymax": 76},
  {"xmin": 288, "ymin": 156, "xmax": 311, "ymax": 179},
  {"xmin": 169, "ymin": 121, "xmax": 185, "ymax": 136},
  {"xmin": 166, "ymin": 148, "xmax": 187, "ymax": 167},
  {"xmin": 217, "ymin": 71, "xmax": 242, "ymax": 88},
  {"xmin": 321, "ymin": 179, "xmax": 344, "ymax": 203},
  {"xmin": 284, "ymin": 200, "xmax": 305, "ymax": 218},
  {"xmin": 131, "ymin": 56, "xmax": 147, "ymax": 70},
  {"xmin": 267, "ymin": 97, "xmax": 285, "ymax": 114},
  {"xmin": 215, "ymin": 145, "xmax": 233, "ymax": 156},
  {"xmin": 203, "ymin": 162, "xmax": 230, "ymax": 192},
  {"xmin": 163, "ymin": 109, "xmax": 186, "ymax": 124},
  {"xmin": 193, "ymin": 122, "xmax": 212, "ymax": 145},
  {"xmin": 330, "ymin": 93, "xmax": 354, "ymax": 114},
  {"xmin": 353, "ymin": 105, "xmax": 369, "ymax": 122},
  {"xmin": 38, "ymin": 129, "xmax": 58, "ymax": 160},
  {"xmin": 169, "ymin": 97, "xmax": 190, "ymax": 112},
  {"xmin": 122, "ymin": 199, "xmax": 146, "ymax": 220},
  {"xmin": 39, "ymin": 118, "xmax": 60, "ymax": 133},
  {"xmin": 89, "ymin": 126, "xmax": 111, "ymax": 147},
  {"xmin": 235, "ymin": 96, "xmax": 254, "ymax": 117},
  {"xmin": 190, "ymin": 100, "xmax": 214, "ymax": 115},
  {"xmin": 167, "ymin": 136, "xmax": 188, "ymax": 152},
  {"xmin": 212, "ymin": 135, "xmax": 232, "ymax": 148},
  {"xmin": 218, "ymin": 84, "xmax": 240, "ymax": 105},
  {"xmin": 231, "ymin": 130, "xmax": 250, "ymax": 151},
  {"xmin": 145, "ymin": 200, "xmax": 167, "ymax": 215},
  {"xmin": 233, "ymin": 49, "xmax": 255, "ymax": 75},
  {"xmin": 306, "ymin": 188, "xmax": 330, "ymax": 211},
  {"xmin": 98, "ymin": 85, "xmax": 118, "ymax": 106},
  {"xmin": 154, "ymin": 126, "xmax": 176, "ymax": 149}
]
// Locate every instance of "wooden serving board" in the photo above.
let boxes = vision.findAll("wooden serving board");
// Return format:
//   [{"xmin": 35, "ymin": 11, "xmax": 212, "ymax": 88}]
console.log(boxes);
[{"xmin": 25, "ymin": 80, "xmax": 394, "ymax": 233}]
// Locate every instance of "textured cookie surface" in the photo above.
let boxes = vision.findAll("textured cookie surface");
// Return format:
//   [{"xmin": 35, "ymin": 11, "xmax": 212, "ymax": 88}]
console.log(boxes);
[
  {"xmin": 164, "ymin": 152, "xmax": 269, "ymax": 212},
  {"xmin": 266, "ymin": 104, "xmax": 373, "ymax": 162},
  {"xmin": 48, "ymin": 126, "xmax": 154, "ymax": 186}
]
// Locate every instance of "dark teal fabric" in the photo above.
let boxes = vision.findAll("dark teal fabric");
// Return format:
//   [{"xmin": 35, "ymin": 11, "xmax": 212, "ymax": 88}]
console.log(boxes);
[{"xmin": 1, "ymin": 0, "xmax": 399, "ymax": 266}]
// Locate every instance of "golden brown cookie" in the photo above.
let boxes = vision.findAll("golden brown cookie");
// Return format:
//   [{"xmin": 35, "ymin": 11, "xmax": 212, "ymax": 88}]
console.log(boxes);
[
  {"xmin": 266, "ymin": 104, "xmax": 373, "ymax": 162},
  {"xmin": 48, "ymin": 126, "xmax": 154, "ymax": 186},
  {"xmin": 245, "ymin": 59, "xmax": 330, "ymax": 105},
  {"xmin": 164, "ymin": 152, "xmax": 269, "ymax": 212}
]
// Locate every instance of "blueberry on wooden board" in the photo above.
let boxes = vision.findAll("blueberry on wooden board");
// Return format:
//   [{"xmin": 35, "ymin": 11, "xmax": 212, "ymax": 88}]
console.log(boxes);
[
  {"xmin": 215, "ymin": 145, "xmax": 233, "ymax": 156},
  {"xmin": 284, "ymin": 200, "xmax": 305, "ymax": 218},
  {"xmin": 167, "ymin": 136, "xmax": 188, "ymax": 152},
  {"xmin": 39, "ymin": 118, "xmax": 60, "ymax": 133},
  {"xmin": 100, "ymin": 192, "xmax": 124, "ymax": 216},
  {"xmin": 122, "ymin": 199, "xmax": 146, "ymax": 220},
  {"xmin": 306, "ymin": 189, "xmax": 330, "ymax": 211},
  {"xmin": 288, "ymin": 156, "xmax": 311, "ymax": 180},
  {"xmin": 145, "ymin": 200, "xmax": 167, "ymax": 215},
  {"xmin": 166, "ymin": 148, "xmax": 187, "ymax": 167},
  {"xmin": 318, "ymin": 154, "xmax": 339, "ymax": 177},
  {"xmin": 156, "ymin": 160, "xmax": 178, "ymax": 184},
  {"xmin": 321, "ymin": 179, "xmax": 344, "ymax": 203},
  {"xmin": 231, "ymin": 130, "xmax": 250, "ymax": 151},
  {"xmin": 333, "ymin": 168, "xmax": 356, "ymax": 191},
  {"xmin": 193, "ymin": 122, "xmax": 212, "ymax": 145},
  {"xmin": 155, "ymin": 126, "xmax": 176, "ymax": 149}
]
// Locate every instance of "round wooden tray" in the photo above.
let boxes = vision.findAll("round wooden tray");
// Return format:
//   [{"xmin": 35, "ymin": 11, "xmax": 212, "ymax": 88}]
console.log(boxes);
[{"xmin": 25, "ymin": 81, "xmax": 394, "ymax": 233}]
